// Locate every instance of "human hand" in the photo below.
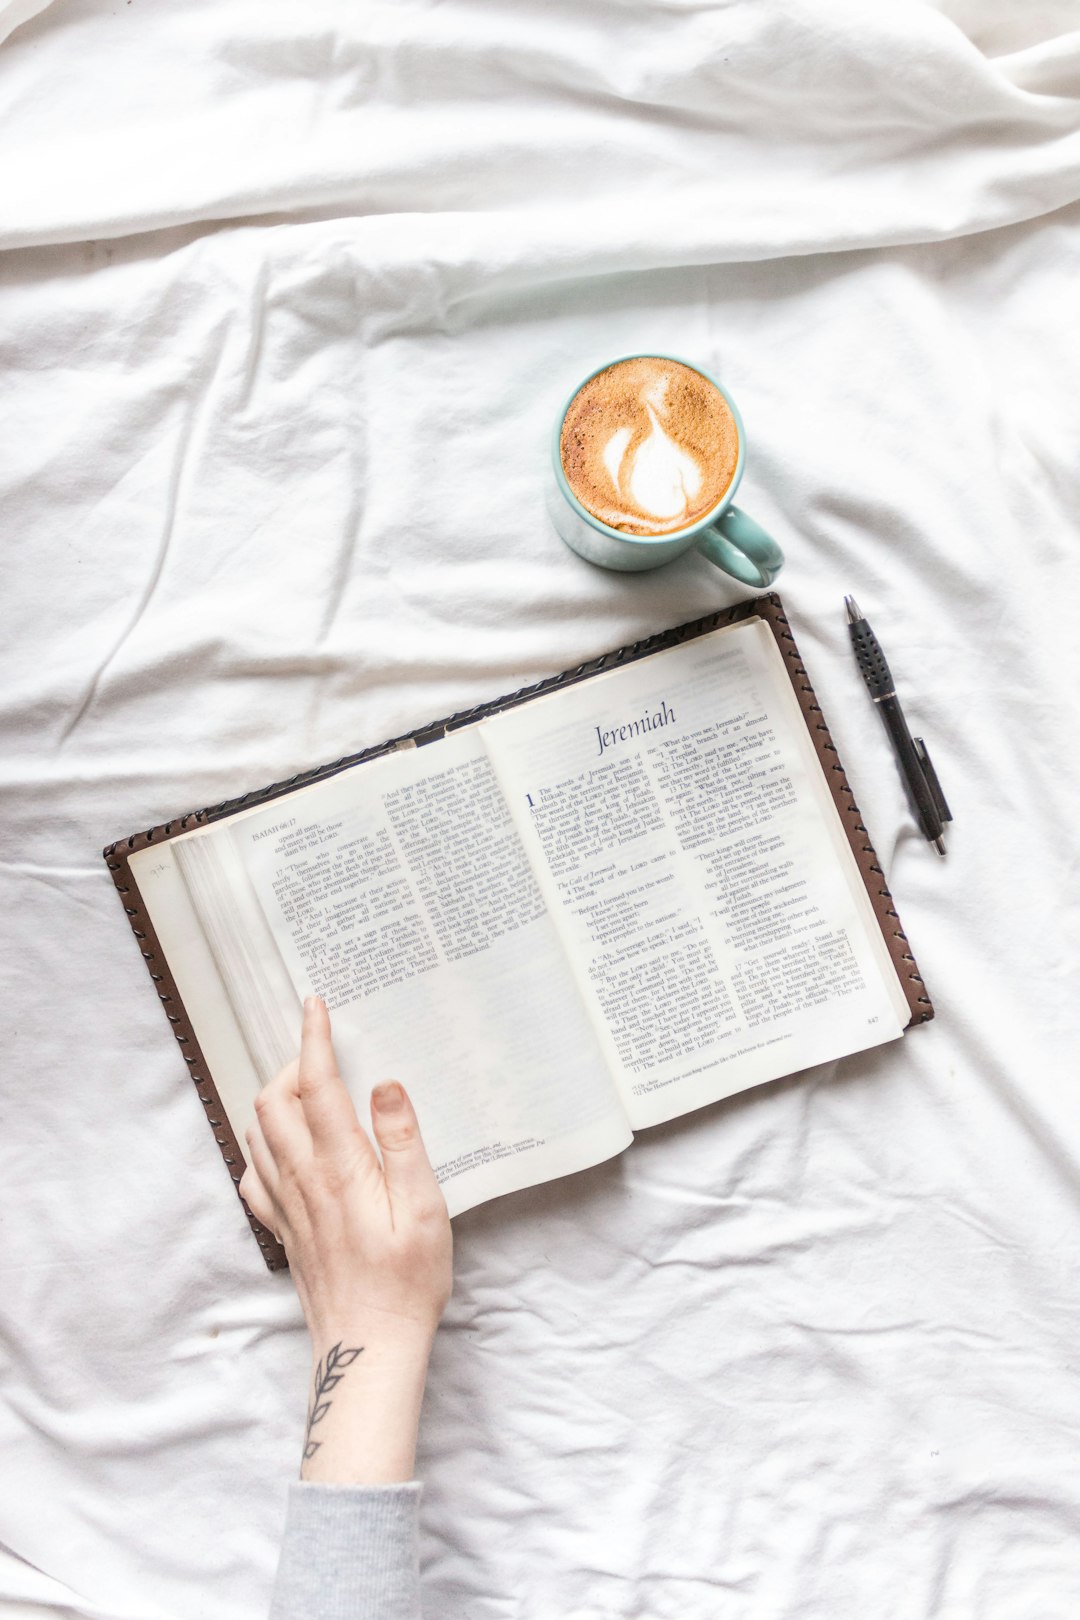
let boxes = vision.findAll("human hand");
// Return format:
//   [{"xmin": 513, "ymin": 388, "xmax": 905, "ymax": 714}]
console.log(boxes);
[{"xmin": 239, "ymin": 995, "xmax": 453, "ymax": 1481}]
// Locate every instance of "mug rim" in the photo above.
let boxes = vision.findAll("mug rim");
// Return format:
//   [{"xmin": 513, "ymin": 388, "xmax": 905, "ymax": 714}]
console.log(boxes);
[{"xmin": 551, "ymin": 352, "xmax": 747, "ymax": 545}]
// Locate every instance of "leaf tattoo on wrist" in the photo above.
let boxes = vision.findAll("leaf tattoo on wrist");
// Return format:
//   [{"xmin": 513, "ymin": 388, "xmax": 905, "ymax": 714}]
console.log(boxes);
[{"xmin": 303, "ymin": 1341, "xmax": 363, "ymax": 1463}]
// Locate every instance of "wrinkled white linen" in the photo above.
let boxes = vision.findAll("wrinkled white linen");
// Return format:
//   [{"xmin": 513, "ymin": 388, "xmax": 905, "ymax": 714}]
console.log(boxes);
[
  {"xmin": 0, "ymin": 0, "xmax": 49, "ymax": 51},
  {"xmin": 2, "ymin": 3, "xmax": 1079, "ymax": 1618}
]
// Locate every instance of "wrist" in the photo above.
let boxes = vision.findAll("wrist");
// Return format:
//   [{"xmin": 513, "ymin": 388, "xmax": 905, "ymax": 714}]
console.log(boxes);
[
  {"xmin": 300, "ymin": 1321, "xmax": 434, "ymax": 1486},
  {"xmin": 307, "ymin": 1312, "xmax": 436, "ymax": 1373}
]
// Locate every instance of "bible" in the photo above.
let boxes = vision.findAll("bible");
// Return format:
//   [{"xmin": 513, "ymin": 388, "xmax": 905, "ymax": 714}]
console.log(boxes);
[{"xmin": 104, "ymin": 595, "xmax": 931, "ymax": 1269}]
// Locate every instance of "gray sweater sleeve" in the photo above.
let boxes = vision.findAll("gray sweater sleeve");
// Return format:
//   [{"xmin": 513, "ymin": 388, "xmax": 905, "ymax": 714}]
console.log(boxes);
[{"xmin": 269, "ymin": 1481, "xmax": 423, "ymax": 1620}]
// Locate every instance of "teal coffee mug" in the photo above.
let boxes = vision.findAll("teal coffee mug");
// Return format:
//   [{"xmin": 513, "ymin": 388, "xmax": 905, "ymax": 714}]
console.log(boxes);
[{"xmin": 548, "ymin": 353, "xmax": 783, "ymax": 587}]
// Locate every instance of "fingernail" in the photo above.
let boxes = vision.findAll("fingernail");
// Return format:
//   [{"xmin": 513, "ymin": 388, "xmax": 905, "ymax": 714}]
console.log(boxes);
[
  {"xmin": 373, "ymin": 1082, "xmax": 405, "ymax": 1115},
  {"xmin": 304, "ymin": 995, "xmax": 324, "ymax": 1014}
]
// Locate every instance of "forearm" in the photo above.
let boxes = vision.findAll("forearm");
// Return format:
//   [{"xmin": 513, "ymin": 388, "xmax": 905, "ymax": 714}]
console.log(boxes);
[
  {"xmin": 269, "ymin": 1327, "xmax": 432, "ymax": 1619},
  {"xmin": 301, "ymin": 1321, "xmax": 435, "ymax": 1486}
]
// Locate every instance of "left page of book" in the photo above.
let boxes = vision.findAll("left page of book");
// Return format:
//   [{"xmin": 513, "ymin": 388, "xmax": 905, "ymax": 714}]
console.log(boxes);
[{"xmin": 135, "ymin": 726, "xmax": 632, "ymax": 1218}]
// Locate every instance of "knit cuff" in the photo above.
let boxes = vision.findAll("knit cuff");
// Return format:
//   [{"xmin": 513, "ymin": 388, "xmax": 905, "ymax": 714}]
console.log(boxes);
[{"xmin": 269, "ymin": 1480, "xmax": 423, "ymax": 1620}]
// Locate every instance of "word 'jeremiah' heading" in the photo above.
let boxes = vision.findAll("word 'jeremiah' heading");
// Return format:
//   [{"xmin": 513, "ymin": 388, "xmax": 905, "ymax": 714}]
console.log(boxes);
[{"xmin": 596, "ymin": 700, "xmax": 675, "ymax": 757}]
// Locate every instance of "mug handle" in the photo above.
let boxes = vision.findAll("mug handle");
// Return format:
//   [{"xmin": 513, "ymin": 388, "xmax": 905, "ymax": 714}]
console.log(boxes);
[{"xmin": 695, "ymin": 505, "xmax": 784, "ymax": 588}]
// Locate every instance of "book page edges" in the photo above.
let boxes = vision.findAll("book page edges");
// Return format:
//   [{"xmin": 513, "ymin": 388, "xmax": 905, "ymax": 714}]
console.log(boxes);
[
  {"xmin": 127, "ymin": 845, "xmax": 263, "ymax": 1165},
  {"xmin": 106, "ymin": 831, "xmax": 287, "ymax": 1268}
]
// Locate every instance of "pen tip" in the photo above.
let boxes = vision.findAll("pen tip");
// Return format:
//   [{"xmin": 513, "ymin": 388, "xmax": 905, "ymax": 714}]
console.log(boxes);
[
  {"xmin": 933, "ymin": 836, "xmax": 946, "ymax": 856},
  {"xmin": 844, "ymin": 595, "xmax": 863, "ymax": 625}
]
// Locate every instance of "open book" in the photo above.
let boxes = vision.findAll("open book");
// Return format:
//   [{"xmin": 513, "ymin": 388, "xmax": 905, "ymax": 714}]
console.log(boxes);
[{"xmin": 105, "ymin": 597, "xmax": 930, "ymax": 1267}]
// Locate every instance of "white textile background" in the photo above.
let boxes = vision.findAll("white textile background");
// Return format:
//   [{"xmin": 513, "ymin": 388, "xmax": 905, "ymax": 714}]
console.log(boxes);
[{"xmin": 2, "ymin": 3, "xmax": 1079, "ymax": 1617}]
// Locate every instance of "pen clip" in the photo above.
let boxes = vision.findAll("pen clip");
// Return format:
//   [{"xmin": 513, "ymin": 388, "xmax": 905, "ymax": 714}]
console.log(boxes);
[{"xmin": 912, "ymin": 738, "xmax": 952, "ymax": 824}]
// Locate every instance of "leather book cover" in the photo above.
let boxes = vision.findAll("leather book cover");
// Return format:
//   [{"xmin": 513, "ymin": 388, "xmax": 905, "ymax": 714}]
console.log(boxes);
[{"xmin": 103, "ymin": 593, "xmax": 933, "ymax": 1271}]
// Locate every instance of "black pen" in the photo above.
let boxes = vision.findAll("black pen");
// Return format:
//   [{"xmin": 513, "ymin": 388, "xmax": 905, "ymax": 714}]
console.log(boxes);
[{"xmin": 844, "ymin": 596, "xmax": 952, "ymax": 856}]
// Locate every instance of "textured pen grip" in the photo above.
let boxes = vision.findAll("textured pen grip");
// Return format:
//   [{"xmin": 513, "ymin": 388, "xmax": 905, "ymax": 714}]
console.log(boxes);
[{"xmin": 849, "ymin": 618, "xmax": 893, "ymax": 698}]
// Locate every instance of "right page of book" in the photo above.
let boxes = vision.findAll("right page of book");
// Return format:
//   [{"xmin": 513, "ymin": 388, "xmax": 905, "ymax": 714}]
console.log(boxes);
[{"xmin": 479, "ymin": 616, "xmax": 910, "ymax": 1131}]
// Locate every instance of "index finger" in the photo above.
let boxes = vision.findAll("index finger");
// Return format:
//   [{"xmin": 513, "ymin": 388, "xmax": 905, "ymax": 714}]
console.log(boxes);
[{"xmin": 297, "ymin": 995, "xmax": 369, "ymax": 1156}]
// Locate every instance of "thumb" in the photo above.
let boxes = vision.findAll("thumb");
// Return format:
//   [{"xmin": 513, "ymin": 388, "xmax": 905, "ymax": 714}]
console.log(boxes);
[{"xmin": 370, "ymin": 1081, "xmax": 443, "ymax": 1213}]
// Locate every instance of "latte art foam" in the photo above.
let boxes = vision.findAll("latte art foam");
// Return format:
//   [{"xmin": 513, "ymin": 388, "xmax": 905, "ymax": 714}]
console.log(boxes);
[{"xmin": 559, "ymin": 358, "xmax": 739, "ymax": 536}]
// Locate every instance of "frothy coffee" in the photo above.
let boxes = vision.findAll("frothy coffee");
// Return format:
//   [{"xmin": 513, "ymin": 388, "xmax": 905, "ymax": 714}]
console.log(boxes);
[{"xmin": 559, "ymin": 357, "xmax": 739, "ymax": 536}]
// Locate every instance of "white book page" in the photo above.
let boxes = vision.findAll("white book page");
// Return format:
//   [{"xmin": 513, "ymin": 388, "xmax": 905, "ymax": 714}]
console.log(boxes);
[
  {"xmin": 480, "ymin": 618, "xmax": 909, "ymax": 1131},
  {"xmin": 232, "ymin": 727, "xmax": 631, "ymax": 1216}
]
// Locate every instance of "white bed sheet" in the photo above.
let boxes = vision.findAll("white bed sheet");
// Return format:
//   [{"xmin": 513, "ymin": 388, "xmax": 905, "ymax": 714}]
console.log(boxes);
[{"xmin": 1, "ymin": 3, "xmax": 1078, "ymax": 1617}]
